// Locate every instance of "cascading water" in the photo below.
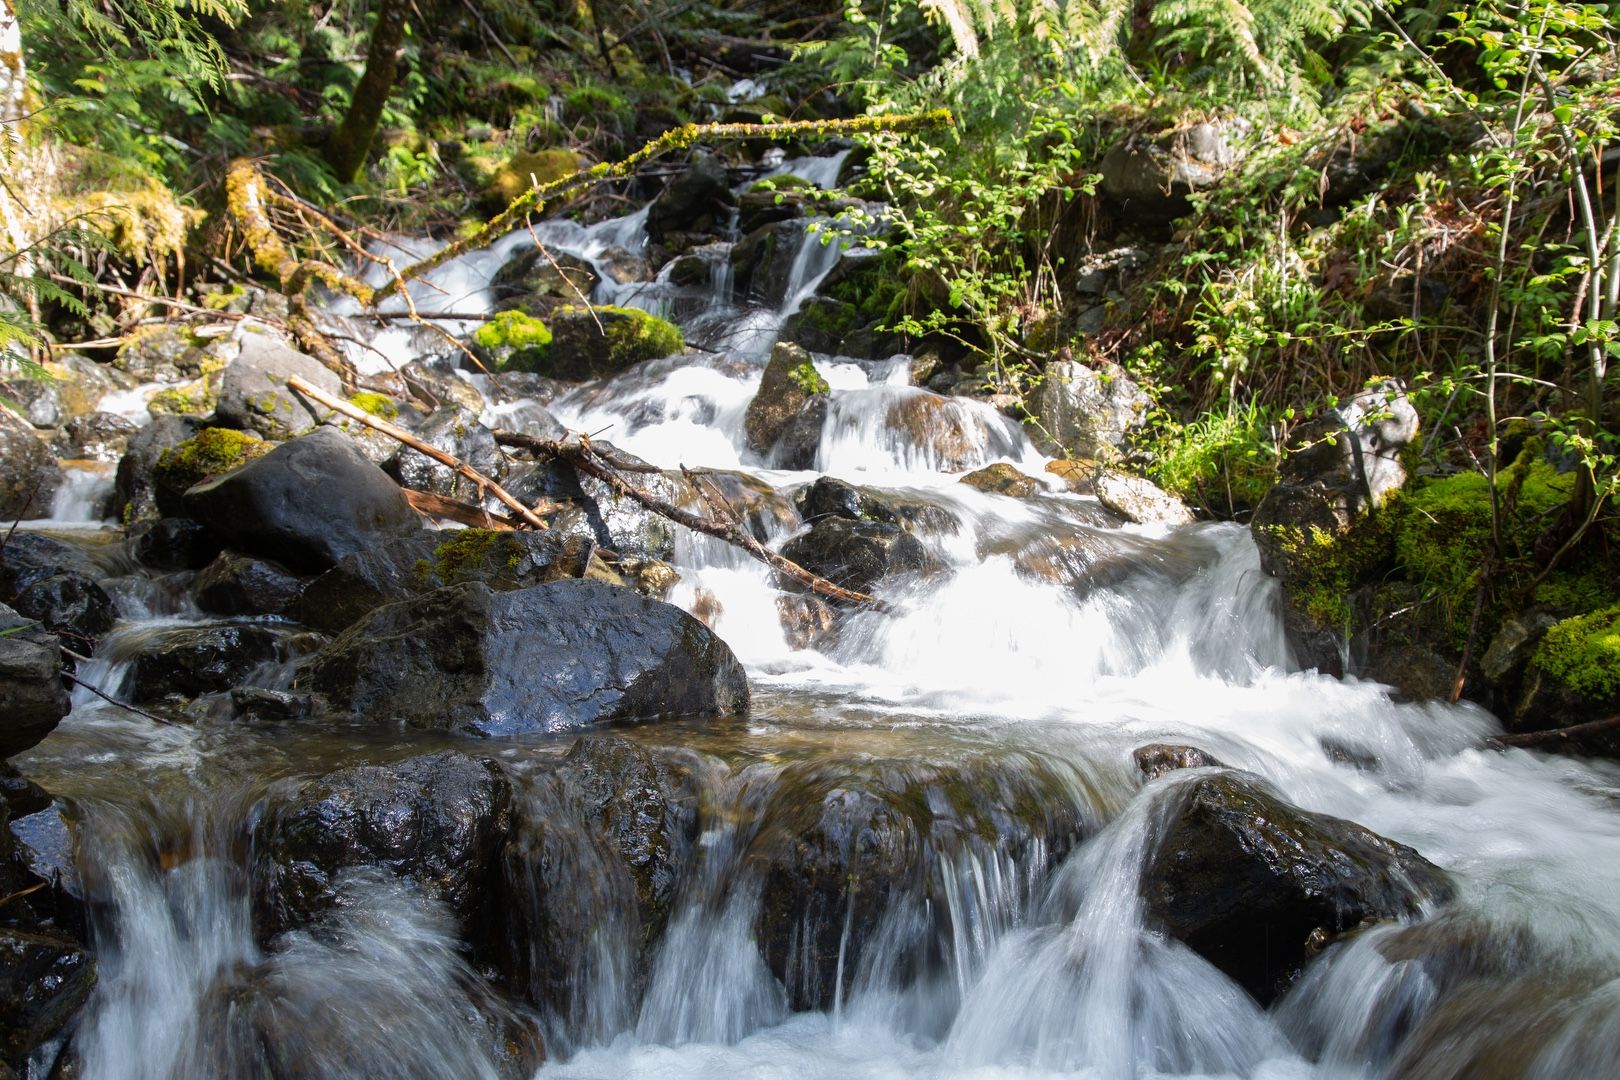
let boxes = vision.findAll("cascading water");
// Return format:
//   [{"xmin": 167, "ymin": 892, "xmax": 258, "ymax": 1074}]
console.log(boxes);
[{"xmin": 15, "ymin": 148, "xmax": 1620, "ymax": 1078}]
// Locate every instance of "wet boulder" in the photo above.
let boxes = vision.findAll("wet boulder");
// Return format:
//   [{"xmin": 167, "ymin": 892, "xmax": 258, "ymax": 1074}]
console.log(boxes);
[
  {"xmin": 960, "ymin": 463, "xmax": 1041, "ymax": 498},
  {"xmin": 1033, "ymin": 359, "xmax": 1150, "ymax": 463},
  {"xmin": 384, "ymin": 405, "xmax": 506, "ymax": 503},
  {"xmin": 730, "ymin": 219, "xmax": 812, "ymax": 308},
  {"xmin": 1133, "ymin": 743, "xmax": 1225, "ymax": 780},
  {"xmin": 183, "ymin": 427, "xmax": 421, "ymax": 575},
  {"xmin": 750, "ymin": 752, "xmax": 1093, "ymax": 1009},
  {"xmin": 502, "ymin": 735, "xmax": 698, "ymax": 1010},
  {"xmin": 193, "ymin": 552, "xmax": 304, "ymax": 618},
  {"xmin": 215, "ymin": 331, "xmax": 340, "ymax": 441},
  {"xmin": 0, "ymin": 927, "xmax": 95, "ymax": 1071},
  {"xmin": 114, "ymin": 414, "xmax": 199, "ymax": 523},
  {"xmin": 646, "ymin": 153, "xmax": 735, "ymax": 242},
  {"xmin": 129, "ymin": 623, "xmax": 290, "ymax": 703},
  {"xmin": 795, "ymin": 476, "xmax": 899, "ymax": 525},
  {"xmin": 298, "ymin": 528, "xmax": 593, "ymax": 634},
  {"xmin": 491, "ymin": 248, "xmax": 599, "ymax": 315},
  {"xmin": 0, "ymin": 411, "xmax": 61, "ymax": 521},
  {"xmin": 1138, "ymin": 771, "xmax": 1453, "ymax": 1004},
  {"xmin": 152, "ymin": 427, "xmax": 274, "ymax": 517},
  {"xmin": 744, "ymin": 342, "xmax": 828, "ymax": 468},
  {"xmin": 53, "ymin": 411, "xmax": 140, "ymax": 462},
  {"xmin": 779, "ymin": 517, "xmax": 938, "ymax": 598},
  {"xmin": 303, "ymin": 579, "xmax": 749, "ymax": 736},
  {"xmin": 0, "ymin": 605, "xmax": 70, "ymax": 759},
  {"xmin": 0, "ymin": 533, "xmax": 117, "ymax": 644},
  {"xmin": 253, "ymin": 750, "xmax": 512, "ymax": 940},
  {"xmin": 1100, "ymin": 120, "xmax": 1248, "ymax": 222},
  {"xmin": 545, "ymin": 305, "xmax": 685, "ymax": 381},
  {"xmin": 125, "ymin": 517, "xmax": 223, "ymax": 572}
]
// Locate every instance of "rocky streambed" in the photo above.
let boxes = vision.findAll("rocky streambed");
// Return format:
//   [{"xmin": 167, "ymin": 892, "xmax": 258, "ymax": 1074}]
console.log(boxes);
[{"xmin": 3, "ymin": 147, "xmax": 1620, "ymax": 1079}]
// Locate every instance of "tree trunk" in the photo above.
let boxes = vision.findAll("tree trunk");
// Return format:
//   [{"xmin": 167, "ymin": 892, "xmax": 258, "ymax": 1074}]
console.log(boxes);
[{"xmin": 324, "ymin": 0, "xmax": 410, "ymax": 184}]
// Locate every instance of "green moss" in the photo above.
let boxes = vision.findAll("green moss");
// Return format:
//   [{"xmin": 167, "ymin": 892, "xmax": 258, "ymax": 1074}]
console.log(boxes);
[
  {"xmin": 148, "ymin": 387, "xmax": 209, "ymax": 416},
  {"xmin": 348, "ymin": 391, "xmax": 400, "ymax": 419},
  {"xmin": 599, "ymin": 305, "xmax": 682, "ymax": 366},
  {"xmin": 1391, "ymin": 452, "xmax": 1579, "ymax": 647},
  {"xmin": 1534, "ymin": 565, "xmax": 1620, "ymax": 615},
  {"xmin": 431, "ymin": 528, "xmax": 502, "ymax": 581},
  {"xmin": 751, "ymin": 174, "xmax": 815, "ymax": 193},
  {"xmin": 787, "ymin": 361, "xmax": 830, "ymax": 396},
  {"xmin": 472, "ymin": 310, "xmax": 553, "ymax": 372},
  {"xmin": 155, "ymin": 427, "xmax": 271, "ymax": 488},
  {"xmin": 1532, "ymin": 606, "xmax": 1620, "ymax": 699},
  {"xmin": 1264, "ymin": 517, "xmax": 1394, "ymax": 632}
]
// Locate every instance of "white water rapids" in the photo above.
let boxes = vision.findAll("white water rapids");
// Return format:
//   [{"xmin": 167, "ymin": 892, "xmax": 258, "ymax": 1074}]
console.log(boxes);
[{"xmin": 16, "ymin": 150, "xmax": 1620, "ymax": 1079}]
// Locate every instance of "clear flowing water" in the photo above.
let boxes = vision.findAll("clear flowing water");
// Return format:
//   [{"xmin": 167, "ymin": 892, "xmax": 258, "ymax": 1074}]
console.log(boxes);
[{"xmin": 17, "ymin": 151, "xmax": 1620, "ymax": 1078}]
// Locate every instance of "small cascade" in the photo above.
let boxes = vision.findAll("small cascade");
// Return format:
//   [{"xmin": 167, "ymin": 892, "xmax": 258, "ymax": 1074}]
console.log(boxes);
[{"xmin": 17, "ymin": 135, "xmax": 1620, "ymax": 1080}]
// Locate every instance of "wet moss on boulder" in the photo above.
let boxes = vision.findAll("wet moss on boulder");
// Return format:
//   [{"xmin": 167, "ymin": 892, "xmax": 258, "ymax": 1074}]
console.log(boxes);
[{"xmin": 543, "ymin": 305, "xmax": 683, "ymax": 381}]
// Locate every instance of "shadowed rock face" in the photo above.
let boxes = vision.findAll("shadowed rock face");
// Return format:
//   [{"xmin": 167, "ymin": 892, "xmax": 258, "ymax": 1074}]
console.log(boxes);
[
  {"xmin": 183, "ymin": 427, "xmax": 421, "ymax": 574},
  {"xmin": 252, "ymin": 750, "xmax": 513, "ymax": 942},
  {"xmin": 303, "ymin": 578, "xmax": 749, "ymax": 736},
  {"xmin": 1138, "ymin": 771, "xmax": 1453, "ymax": 1004}
]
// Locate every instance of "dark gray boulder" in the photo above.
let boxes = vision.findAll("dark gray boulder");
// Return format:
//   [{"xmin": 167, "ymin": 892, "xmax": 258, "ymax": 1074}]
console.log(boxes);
[
  {"xmin": 730, "ymin": 219, "xmax": 812, "ymax": 308},
  {"xmin": 302, "ymin": 579, "xmax": 749, "ymax": 736},
  {"xmin": 501, "ymin": 735, "xmax": 698, "ymax": 1015},
  {"xmin": 0, "ymin": 927, "xmax": 95, "ymax": 1070},
  {"xmin": 1138, "ymin": 771, "xmax": 1453, "ymax": 1004},
  {"xmin": 125, "ymin": 517, "xmax": 223, "ymax": 572},
  {"xmin": 749, "ymin": 752, "xmax": 1092, "ymax": 1009},
  {"xmin": 193, "ymin": 553, "xmax": 304, "ymax": 618},
  {"xmin": 183, "ymin": 427, "xmax": 420, "ymax": 574},
  {"xmin": 0, "ymin": 534, "xmax": 117, "ymax": 644},
  {"xmin": 253, "ymin": 750, "xmax": 512, "ymax": 940},
  {"xmin": 114, "ymin": 414, "xmax": 199, "ymax": 523},
  {"xmin": 384, "ymin": 406, "xmax": 506, "ymax": 503},
  {"xmin": 215, "ymin": 331, "xmax": 340, "ymax": 440},
  {"xmin": 0, "ymin": 411, "xmax": 61, "ymax": 521},
  {"xmin": 744, "ymin": 341, "xmax": 827, "ymax": 468},
  {"xmin": 0, "ymin": 605, "xmax": 70, "ymax": 759},
  {"xmin": 297, "ymin": 528, "xmax": 593, "ymax": 634},
  {"xmin": 646, "ymin": 154, "xmax": 734, "ymax": 241},
  {"xmin": 128, "ymin": 623, "xmax": 290, "ymax": 703},
  {"xmin": 779, "ymin": 516, "xmax": 939, "ymax": 598}
]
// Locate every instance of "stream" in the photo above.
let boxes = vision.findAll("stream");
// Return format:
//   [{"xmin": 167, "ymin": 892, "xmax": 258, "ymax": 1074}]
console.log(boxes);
[{"xmin": 13, "ymin": 149, "xmax": 1620, "ymax": 1079}]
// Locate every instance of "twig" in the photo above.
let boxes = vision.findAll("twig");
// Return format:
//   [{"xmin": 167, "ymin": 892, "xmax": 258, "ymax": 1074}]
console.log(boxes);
[
  {"xmin": 0, "ymin": 882, "xmax": 46, "ymax": 908},
  {"xmin": 495, "ymin": 431, "xmax": 890, "ymax": 611},
  {"xmin": 286, "ymin": 374, "xmax": 549, "ymax": 530},
  {"xmin": 57, "ymin": 666, "xmax": 177, "ymax": 727},
  {"xmin": 401, "ymin": 487, "xmax": 563, "ymax": 530},
  {"xmin": 1487, "ymin": 713, "xmax": 1620, "ymax": 749}
]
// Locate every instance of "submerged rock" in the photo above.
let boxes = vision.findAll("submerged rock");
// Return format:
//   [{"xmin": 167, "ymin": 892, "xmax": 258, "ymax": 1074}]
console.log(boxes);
[
  {"xmin": 253, "ymin": 750, "xmax": 512, "ymax": 941},
  {"xmin": 501, "ymin": 735, "xmax": 699, "ymax": 1015},
  {"xmin": 183, "ymin": 427, "xmax": 421, "ymax": 574},
  {"xmin": 1138, "ymin": 771, "xmax": 1453, "ymax": 1004},
  {"xmin": 749, "ymin": 752, "xmax": 1094, "ymax": 1009},
  {"xmin": 303, "ymin": 579, "xmax": 749, "ymax": 735}
]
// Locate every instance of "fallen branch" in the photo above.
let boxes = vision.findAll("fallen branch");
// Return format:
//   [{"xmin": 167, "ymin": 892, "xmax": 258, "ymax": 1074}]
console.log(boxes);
[
  {"xmin": 495, "ymin": 431, "xmax": 890, "ymax": 611},
  {"xmin": 57, "ymin": 652, "xmax": 177, "ymax": 727},
  {"xmin": 1486, "ymin": 714, "xmax": 1620, "ymax": 750},
  {"xmin": 286, "ymin": 374, "xmax": 549, "ymax": 530},
  {"xmin": 400, "ymin": 487, "xmax": 565, "ymax": 530}
]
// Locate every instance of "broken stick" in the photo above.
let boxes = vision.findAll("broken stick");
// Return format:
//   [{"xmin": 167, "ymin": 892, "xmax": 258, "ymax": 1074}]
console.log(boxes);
[
  {"xmin": 286, "ymin": 374, "xmax": 549, "ymax": 530},
  {"xmin": 495, "ymin": 430, "xmax": 891, "ymax": 612}
]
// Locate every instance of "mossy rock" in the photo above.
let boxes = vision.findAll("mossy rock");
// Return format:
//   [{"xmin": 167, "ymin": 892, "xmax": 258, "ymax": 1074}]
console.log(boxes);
[
  {"xmin": 153, "ymin": 428, "xmax": 272, "ymax": 516},
  {"xmin": 471, "ymin": 310, "xmax": 553, "ymax": 373},
  {"xmin": 1531, "ymin": 606, "xmax": 1620, "ymax": 702},
  {"xmin": 480, "ymin": 148, "xmax": 583, "ymax": 208},
  {"xmin": 1393, "ymin": 456, "xmax": 1574, "ymax": 649},
  {"xmin": 347, "ymin": 392, "xmax": 400, "ymax": 420},
  {"xmin": 543, "ymin": 305, "xmax": 683, "ymax": 381}
]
